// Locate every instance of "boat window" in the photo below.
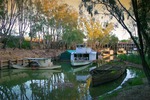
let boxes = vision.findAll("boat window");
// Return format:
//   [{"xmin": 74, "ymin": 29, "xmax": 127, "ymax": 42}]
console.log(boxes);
[{"xmin": 76, "ymin": 44, "xmax": 85, "ymax": 48}]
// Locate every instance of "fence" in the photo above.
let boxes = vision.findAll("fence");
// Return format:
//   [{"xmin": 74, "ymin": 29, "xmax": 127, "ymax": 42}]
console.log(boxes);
[{"xmin": 0, "ymin": 59, "xmax": 29, "ymax": 70}]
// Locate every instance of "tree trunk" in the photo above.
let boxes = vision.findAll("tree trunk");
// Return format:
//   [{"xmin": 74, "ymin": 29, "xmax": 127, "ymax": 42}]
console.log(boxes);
[
  {"xmin": 30, "ymin": 37, "xmax": 33, "ymax": 49},
  {"xmin": 140, "ymin": 54, "xmax": 150, "ymax": 85}
]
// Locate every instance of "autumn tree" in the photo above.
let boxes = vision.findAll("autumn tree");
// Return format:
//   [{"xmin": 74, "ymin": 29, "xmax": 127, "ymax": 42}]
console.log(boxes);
[
  {"xmin": 79, "ymin": 16, "xmax": 114, "ymax": 50},
  {"xmin": 80, "ymin": 0, "xmax": 150, "ymax": 84}
]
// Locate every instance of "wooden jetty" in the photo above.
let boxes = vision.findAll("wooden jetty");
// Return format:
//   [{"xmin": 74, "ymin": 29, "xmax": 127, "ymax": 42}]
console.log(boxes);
[{"xmin": 0, "ymin": 59, "xmax": 29, "ymax": 70}]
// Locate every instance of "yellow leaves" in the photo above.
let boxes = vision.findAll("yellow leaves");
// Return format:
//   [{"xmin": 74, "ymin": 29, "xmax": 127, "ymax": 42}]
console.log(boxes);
[
  {"xmin": 34, "ymin": 0, "xmax": 58, "ymax": 17},
  {"xmin": 86, "ymin": 20, "xmax": 113, "ymax": 40},
  {"xmin": 54, "ymin": 4, "xmax": 78, "ymax": 27},
  {"xmin": 33, "ymin": 0, "xmax": 78, "ymax": 28}
]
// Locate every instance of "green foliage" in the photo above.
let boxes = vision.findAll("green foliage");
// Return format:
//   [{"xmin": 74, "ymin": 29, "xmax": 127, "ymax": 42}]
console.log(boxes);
[
  {"xmin": 109, "ymin": 34, "xmax": 118, "ymax": 48},
  {"xmin": 118, "ymin": 54, "xmax": 142, "ymax": 64},
  {"xmin": 21, "ymin": 40, "xmax": 30, "ymax": 49},
  {"xmin": 5, "ymin": 36, "xmax": 30, "ymax": 49},
  {"xmin": 120, "ymin": 39, "xmax": 129, "ymax": 42},
  {"xmin": 126, "ymin": 78, "xmax": 143, "ymax": 86},
  {"xmin": 62, "ymin": 26, "xmax": 85, "ymax": 47}
]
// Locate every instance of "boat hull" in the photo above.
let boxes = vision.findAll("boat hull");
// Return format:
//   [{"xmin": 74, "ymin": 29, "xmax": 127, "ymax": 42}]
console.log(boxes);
[
  {"xmin": 71, "ymin": 60, "xmax": 92, "ymax": 66},
  {"xmin": 11, "ymin": 64, "xmax": 61, "ymax": 70},
  {"xmin": 90, "ymin": 65, "xmax": 126, "ymax": 87}
]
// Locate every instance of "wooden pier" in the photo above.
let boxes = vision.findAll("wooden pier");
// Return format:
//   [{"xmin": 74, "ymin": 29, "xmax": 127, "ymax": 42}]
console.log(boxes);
[{"xmin": 0, "ymin": 59, "xmax": 29, "ymax": 70}]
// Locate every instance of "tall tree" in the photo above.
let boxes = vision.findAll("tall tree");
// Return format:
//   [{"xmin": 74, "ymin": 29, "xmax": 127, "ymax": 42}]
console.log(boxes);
[
  {"xmin": 16, "ymin": 0, "xmax": 29, "ymax": 48},
  {"xmin": 80, "ymin": 0, "xmax": 150, "ymax": 84},
  {"xmin": 62, "ymin": 26, "xmax": 84, "ymax": 49},
  {"xmin": 0, "ymin": 0, "xmax": 19, "ymax": 49}
]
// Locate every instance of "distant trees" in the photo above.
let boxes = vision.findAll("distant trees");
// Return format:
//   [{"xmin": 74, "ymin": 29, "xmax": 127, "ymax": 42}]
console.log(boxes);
[
  {"xmin": 80, "ymin": 0, "xmax": 150, "ymax": 84},
  {"xmin": 0, "ymin": 0, "xmax": 84, "ymax": 50}
]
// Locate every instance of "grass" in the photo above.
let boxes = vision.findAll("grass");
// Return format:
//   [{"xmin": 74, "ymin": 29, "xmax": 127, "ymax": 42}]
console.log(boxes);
[
  {"xmin": 117, "ymin": 54, "xmax": 141, "ymax": 64},
  {"xmin": 117, "ymin": 54, "xmax": 150, "ymax": 66}
]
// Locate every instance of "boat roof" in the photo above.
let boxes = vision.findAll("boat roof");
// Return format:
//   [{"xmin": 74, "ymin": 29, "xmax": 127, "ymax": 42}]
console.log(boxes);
[{"xmin": 67, "ymin": 50, "xmax": 76, "ymax": 53}]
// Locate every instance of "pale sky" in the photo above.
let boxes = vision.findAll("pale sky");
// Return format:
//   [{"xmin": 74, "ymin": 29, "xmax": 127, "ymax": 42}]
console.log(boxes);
[{"xmin": 63, "ymin": 0, "xmax": 131, "ymax": 40}]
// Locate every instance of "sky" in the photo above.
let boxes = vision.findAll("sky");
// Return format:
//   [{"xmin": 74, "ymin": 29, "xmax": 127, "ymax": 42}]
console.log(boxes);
[{"xmin": 63, "ymin": 0, "xmax": 131, "ymax": 40}]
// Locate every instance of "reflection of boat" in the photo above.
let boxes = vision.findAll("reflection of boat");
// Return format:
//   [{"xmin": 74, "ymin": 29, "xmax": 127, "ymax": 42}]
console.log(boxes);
[
  {"xmin": 11, "ymin": 58, "xmax": 61, "ymax": 70},
  {"xmin": 103, "ymin": 56, "xmax": 114, "ymax": 62},
  {"xmin": 71, "ymin": 44, "xmax": 97, "ymax": 66},
  {"xmin": 90, "ymin": 63, "xmax": 126, "ymax": 87},
  {"xmin": 117, "ymin": 48, "xmax": 127, "ymax": 55},
  {"xmin": 71, "ymin": 64, "xmax": 90, "ymax": 73},
  {"xmin": 76, "ymin": 75, "xmax": 91, "ymax": 82}
]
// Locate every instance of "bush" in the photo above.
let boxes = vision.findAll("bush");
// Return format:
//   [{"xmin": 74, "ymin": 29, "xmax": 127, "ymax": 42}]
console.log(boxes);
[{"xmin": 5, "ymin": 36, "xmax": 30, "ymax": 49}]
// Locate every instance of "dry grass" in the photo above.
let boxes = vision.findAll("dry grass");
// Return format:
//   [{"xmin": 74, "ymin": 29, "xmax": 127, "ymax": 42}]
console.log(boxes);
[{"xmin": 0, "ymin": 48, "xmax": 63, "ymax": 60}]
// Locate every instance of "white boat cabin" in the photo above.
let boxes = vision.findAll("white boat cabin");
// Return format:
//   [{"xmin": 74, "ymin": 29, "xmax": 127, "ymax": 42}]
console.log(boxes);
[{"xmin": 71, "ymin": 44, "xmax": 97, "ymax": 66}]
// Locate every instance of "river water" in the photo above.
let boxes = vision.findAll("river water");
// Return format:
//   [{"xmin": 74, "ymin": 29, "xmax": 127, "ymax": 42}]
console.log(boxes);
[{"xmin": 0, "ymin": 62, "xmax": 143, "ymax": 100}]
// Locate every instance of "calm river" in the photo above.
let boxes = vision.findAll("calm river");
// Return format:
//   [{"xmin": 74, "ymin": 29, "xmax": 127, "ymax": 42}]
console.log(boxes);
[{"xmin": 0, "ymin": 62, "xmax": 143, "ymax": 100}]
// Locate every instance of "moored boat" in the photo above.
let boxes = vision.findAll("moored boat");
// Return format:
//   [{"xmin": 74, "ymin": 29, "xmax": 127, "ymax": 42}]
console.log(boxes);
[
  {"xmin": 90, "ymin": 62, "xmax": 126, "ymax": 87},
  {"xmin": 117, "ymin": 48, "xmax": 127, "ymax": 55},
  {"xmin": 71, "ymin": 44, "xmax": 97, "ymax": 66},
  {"xmin": 11, "ymin": 58, "xmax": 61, "ymax": 70}
]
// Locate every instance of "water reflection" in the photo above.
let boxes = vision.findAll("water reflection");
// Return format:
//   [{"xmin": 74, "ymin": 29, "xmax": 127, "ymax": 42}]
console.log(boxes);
[{"xmin": 0, "ymin": 64, "xmax": 142, "ymax": 100}]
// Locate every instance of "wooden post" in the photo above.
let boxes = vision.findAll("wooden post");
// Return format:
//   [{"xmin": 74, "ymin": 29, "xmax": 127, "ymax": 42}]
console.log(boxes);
[
  {"xmin": 16, "ymin": 59, "xmax": 18, "ymax": 64},
  {"xmin": 22, "ymin": 59, "xmax": 25, "ymax": 65},
  {"xmin": 8, "ymin": 60, "xmax": 12, "ymax": 69},
  {"xmin": 0, "ymin": 60, "xmax": 2, "ymax": 70}
]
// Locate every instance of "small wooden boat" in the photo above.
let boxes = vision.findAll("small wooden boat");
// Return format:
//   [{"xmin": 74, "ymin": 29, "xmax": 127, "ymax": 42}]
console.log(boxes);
[
  {"xmin": 11, "ymin": 58, "xmax": 61, "ymax": 70},
  {"xmin": 90, "ymin": 63, "xmax": 126, "ymax": 87}
]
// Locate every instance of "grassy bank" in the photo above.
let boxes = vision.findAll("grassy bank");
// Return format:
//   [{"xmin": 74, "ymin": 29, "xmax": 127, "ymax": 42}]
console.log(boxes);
[{"xmin": 117, "ymin": 54, "xmax": 150, "ymax": 66}]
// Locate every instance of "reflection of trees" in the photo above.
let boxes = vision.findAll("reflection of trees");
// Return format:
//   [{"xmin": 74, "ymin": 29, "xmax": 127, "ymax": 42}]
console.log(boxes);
[
  {"xmin": 28, "ymin": 72, "xmax": 79, "ymax": 100},
  {"xmin": 0, "ymin": 86, "xmax": 18, "ymax": 100},
  {"xmin": 20, "ymin": 84, "xmax": 28, "ymax": 100},
  {"xmin": 0, "ymin": 69, "xmax": 94, "ymax": 99}
]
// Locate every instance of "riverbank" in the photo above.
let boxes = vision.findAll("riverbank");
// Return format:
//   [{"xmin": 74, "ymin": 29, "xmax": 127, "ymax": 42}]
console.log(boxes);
[
  {"xmin": 110, "ymin": 83, "xmax": 150, "ymax": 100},
  {"xmin": 0, "ymin": 48, "xmax": 63, "ymax": 60}
]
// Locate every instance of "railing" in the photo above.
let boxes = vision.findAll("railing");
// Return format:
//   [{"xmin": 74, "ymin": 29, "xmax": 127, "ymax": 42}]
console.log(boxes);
[{"xmin": 0, "ymin": 59, "xmax": 29, "ymax": 70}]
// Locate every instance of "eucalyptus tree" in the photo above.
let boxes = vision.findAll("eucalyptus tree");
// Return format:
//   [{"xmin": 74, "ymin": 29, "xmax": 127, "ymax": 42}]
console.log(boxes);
[
  {"xmin": 15, "ymin": 0, "xmax": 29, "ymax": 48},
  {"xmin": 62, "ymin": 26, "xmax": 84, "ymax": 49},
  {"xmin": 0, "ymin": 0, "xmax": 19, "ymax": 49},
  {"xmin": 80, "ymin": 0, "xmax": 150, "ymax": 84},
  {"xmin": 108, "ymin": 34, "xmax": 119, "ymax": 51}
]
